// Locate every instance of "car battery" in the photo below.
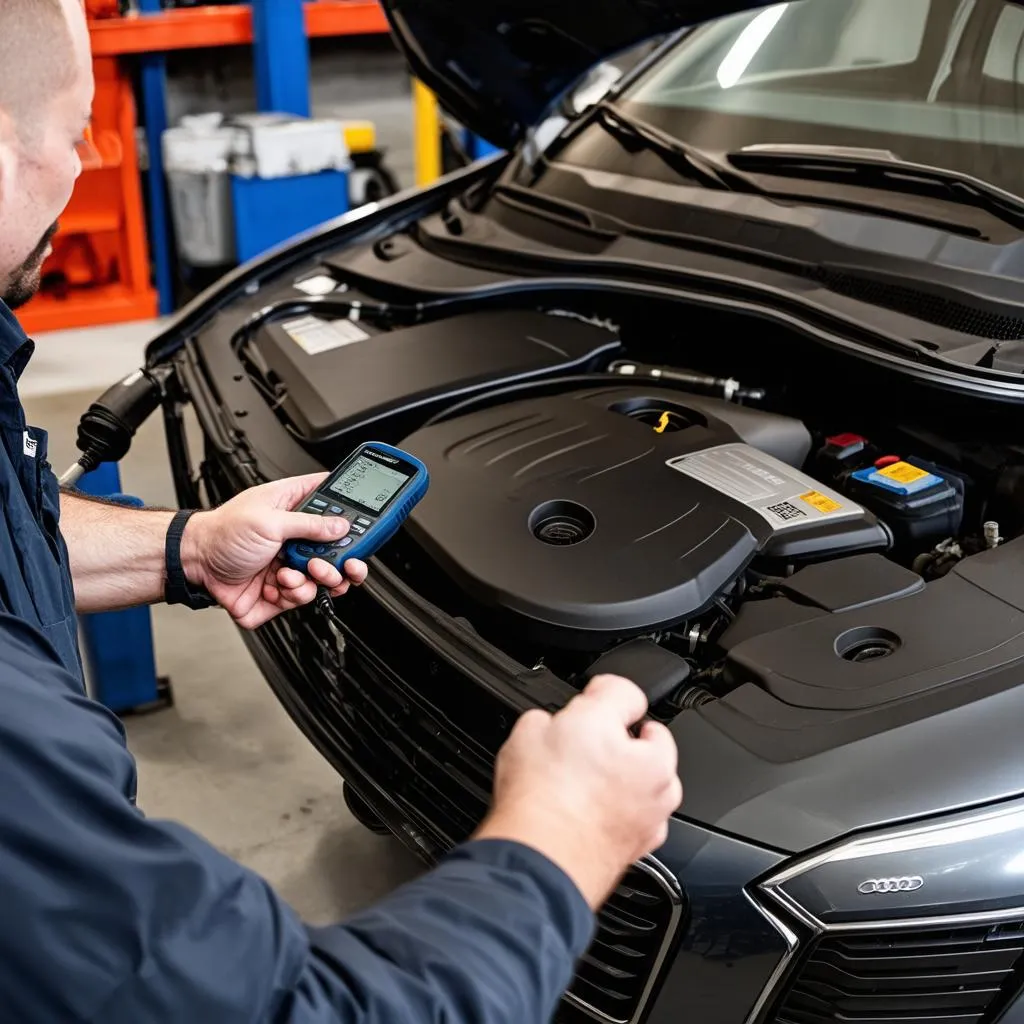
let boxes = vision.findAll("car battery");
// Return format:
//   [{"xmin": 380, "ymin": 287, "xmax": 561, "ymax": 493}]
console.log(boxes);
[{"xmin": 843, "ymin": 457, "xmax": 964, "ymax": 548}]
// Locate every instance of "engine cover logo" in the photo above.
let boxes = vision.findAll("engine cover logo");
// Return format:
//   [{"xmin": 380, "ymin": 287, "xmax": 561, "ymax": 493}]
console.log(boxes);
[
  {"xmin": 857, "ymin": 876, "xmax": 924, "ymax": 894},
  {"xmin": 628, "ymin": 407, "xmax": 690, "ymax": 433}
]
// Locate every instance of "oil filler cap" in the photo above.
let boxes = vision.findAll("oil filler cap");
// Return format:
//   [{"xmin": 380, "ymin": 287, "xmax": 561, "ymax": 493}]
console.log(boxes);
[{"xmin": 529, "ymin": 500, "xmax": 595, "ymax": 546}]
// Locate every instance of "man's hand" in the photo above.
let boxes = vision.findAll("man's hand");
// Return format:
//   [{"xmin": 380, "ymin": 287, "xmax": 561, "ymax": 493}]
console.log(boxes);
[
  {"xmin": 183, "ymin": 473, "xmax": 368, "ymax": 629},
  {"xmin": 474, "ymin": 674, "xmax": 682, "ymax": 910}
]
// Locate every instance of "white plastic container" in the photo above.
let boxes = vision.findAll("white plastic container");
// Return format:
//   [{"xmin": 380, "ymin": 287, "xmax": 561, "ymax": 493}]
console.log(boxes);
[
  {"xmin": 227, "ymin": 113, "xmax": 350, "ymax": 179},
  {"xmin": 161, "ymin": 113, "xmax": 237, "ymax": 266}
]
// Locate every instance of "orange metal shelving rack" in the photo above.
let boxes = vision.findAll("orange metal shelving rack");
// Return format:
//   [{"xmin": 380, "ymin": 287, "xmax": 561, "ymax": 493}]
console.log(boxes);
[
  {"xmin": 17, "ymin": 1, "xmax": 391, "ymax": 335},
  {"xmin": 89, "ymin": 1, "xmax": 390, "ymax": 55},
  {"xmin": 17, "ymin": 55, "xmax": 158, "ymax": 335}
]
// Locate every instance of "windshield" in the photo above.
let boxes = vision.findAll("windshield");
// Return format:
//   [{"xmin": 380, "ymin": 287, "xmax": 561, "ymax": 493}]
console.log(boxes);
[{"xmin": 600, "ymin": 0, "xmax": 1024, "ymax": 198}]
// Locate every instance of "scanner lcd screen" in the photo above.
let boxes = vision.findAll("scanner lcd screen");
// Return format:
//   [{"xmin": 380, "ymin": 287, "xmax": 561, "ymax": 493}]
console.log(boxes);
[{"xmin": 328, "ymin": 456, "xmax": 409, "ymax": 513}]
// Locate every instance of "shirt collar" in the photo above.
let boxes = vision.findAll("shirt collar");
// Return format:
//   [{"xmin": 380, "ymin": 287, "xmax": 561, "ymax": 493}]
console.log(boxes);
[{"xmin": 0, "ymin": 300, "xmax": 36, "ymax": 380}]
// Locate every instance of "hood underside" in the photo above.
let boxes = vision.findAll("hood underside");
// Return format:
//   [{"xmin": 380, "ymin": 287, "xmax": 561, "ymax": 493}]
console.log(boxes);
[{"xmin": 380, "ymin": 0, "xmax": 770, "ymax": 147}]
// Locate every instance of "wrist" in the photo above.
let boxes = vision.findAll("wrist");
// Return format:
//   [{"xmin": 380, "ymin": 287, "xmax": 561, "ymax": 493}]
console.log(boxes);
[
  {"xmin": 178, "ymin": 509, "xmax": 212, "ymax": 589},
  {"xmin": 164, "ymin": 509, "xmax": 219, "ymax": 610},
  {"xmin": 474, "ymin": 804, "xmax": 625, "ymax": 911}
]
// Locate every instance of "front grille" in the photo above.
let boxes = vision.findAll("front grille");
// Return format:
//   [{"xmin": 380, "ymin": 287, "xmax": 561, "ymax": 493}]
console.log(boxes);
[
  {"xmin": 254, "ymin": 599, "xmax": 681, "ymax": 1023},
  {"xmin": 773, "ymin": 918, "xmax": 1024, "ymax": 1024},
  {"xmin": 256, "ymin": 606, "xmax": 496, "ymax": 850},
  {"xmin": 567, "ymin": 863, "xmax": 681, "ymax": 1023}
]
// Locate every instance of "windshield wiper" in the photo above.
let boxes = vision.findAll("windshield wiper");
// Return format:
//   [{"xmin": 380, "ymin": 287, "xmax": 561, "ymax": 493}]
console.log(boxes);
[
  {"xmin": 489, "ymin": 183, "xmax": 623, "ymax": 236},
  {"xmin": 592, "ymin": 101, "xmax": 764, "ymax": 194},
  {"xmin": 728, "ymin": 144, "xmax": 1024, "ymax": 231}
]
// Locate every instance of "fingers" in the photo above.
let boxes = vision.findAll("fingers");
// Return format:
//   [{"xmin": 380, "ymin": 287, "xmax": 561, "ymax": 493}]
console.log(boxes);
[
  {"xmin": 513, "ymin": 707, "xmax": 552, "ymax": 736},
  {"xmin": 305, "ymin": 557, "xmax": 345, "ymax": 590},
  {"xmin": 262, "ymin": 472, "xmax": 329, "ymax": 510},
  {"xmin": 275, "ymin": 557, "xmax": 367, "ymax": 602},
  {"xmin": 501, "ymin": 708, "xmax": 552, "ymax": 758},
  {"xmin": 580, "ymin": 673, "xmax": 650, "ymax": 728},
  {"xmin": 639, "ymin": 719, "xmax": 679, "ymax": 767},
  {"xmin": 300, "ymin": 557, "xmax": 367, "ymax": 591},
  {"xmin": 639, "ymin": 721, "xmax": 683, "ymax": 816},
  {"xmin": 277, "ymin": 566, "xmax": 309, "ymax": 590},
  {"xmin": 647, "ymin": 819, "xmax": 670, "ymax": 852},
  {"xmin": 272, "ymin": 511, "xmax": 350, "ymax": 544},
  {"xmin": 668, "ymin": 775, "xmax": 684, "ymax": 814},
  {"xmin": 342, "ymin": 559, "xmax": 368, "ymax": 585},
  {"xmin": 275, "ymin": 572, "xmax": 319, "ymax": 608}
]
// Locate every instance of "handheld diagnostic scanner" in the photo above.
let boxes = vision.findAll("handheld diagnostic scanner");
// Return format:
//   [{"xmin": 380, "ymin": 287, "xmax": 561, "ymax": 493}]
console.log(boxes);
[{"xmin": 281, "ymin": 442, "xmax": 429, "ymax": 575}]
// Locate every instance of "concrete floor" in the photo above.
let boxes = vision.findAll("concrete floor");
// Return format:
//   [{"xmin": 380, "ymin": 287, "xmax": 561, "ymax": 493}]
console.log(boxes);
[{"xmin": 22, "ymin": 322, "xmax": 422, "ymax": 928}]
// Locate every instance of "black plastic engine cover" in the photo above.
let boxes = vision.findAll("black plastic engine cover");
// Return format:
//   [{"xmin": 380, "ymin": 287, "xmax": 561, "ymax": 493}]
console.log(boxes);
[
  {"xmin": 723, "ymin": 537, "xmax": 1024, "ymax": 712},
  {"xmin": 400, "ymin": 386, "xmax": 889, "ymax": 644},
  {"xmin": 243, "ymin": 307, "xmax": 621, "ymax": 443}
]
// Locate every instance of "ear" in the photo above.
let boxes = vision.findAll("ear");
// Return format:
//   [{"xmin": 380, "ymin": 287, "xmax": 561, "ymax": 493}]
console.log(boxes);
[{"xmin": 0, "ymin": 107, "xmax": 17, "ymax": 207}]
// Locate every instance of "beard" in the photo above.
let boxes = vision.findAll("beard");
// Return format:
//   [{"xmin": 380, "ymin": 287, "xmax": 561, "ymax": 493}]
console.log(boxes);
[{"xmin": 2, "ymin": 222, "xmax": 58, "ymax": 310}]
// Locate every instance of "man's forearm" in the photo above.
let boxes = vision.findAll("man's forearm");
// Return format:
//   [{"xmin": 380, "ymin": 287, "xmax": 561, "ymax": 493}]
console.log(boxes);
[{"xmin": 60, "ymin": 492, "xmax": 203, "ymax": 613}]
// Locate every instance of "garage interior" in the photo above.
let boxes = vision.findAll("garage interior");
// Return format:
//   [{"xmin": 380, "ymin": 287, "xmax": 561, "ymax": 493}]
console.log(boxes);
[{"xmin": 12, "ymin": 2, "xmax": 1024, "ymax": 1022}]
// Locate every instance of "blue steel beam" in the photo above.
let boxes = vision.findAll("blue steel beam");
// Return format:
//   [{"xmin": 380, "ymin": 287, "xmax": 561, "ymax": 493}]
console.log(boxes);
[
  {"xmin": 136, "ymin": 0, "xmax": 175, "ymax": 315},
  {"xmin": 76, "ymin": 462, "xmax": 170, "ymax": 716},
  {"xmin": 251, "ymin": 0, "xmax": 312, "ymax": 116}
]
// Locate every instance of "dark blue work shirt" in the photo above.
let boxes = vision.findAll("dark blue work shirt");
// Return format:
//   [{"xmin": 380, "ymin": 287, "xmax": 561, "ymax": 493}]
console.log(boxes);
[
  {"xmin": 0, "ymin": 300, "xmax": 595, "ymax": 1021},
  {"xmin": 0, "ymin": 301, "xmax": 80, "ymax": 678}
]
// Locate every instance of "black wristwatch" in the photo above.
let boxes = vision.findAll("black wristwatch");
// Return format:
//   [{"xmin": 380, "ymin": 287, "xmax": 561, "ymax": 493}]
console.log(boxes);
[{"xmin": 164, "ymin": 509, "xmax": 219, "ymax": 610}]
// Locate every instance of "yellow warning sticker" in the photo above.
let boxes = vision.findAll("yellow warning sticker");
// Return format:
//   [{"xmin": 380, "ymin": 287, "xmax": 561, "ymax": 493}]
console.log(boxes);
[
  {"xmin": 800, "ymin": 490, "xmax": 843, "ymax": 514},
  {"xmin": 876, "ymin": 461, "xmax": 929, "ymax": 485}
]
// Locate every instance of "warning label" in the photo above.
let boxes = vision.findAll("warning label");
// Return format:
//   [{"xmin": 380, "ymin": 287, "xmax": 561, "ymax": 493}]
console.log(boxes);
[
  {"xmin": 876, "ymin": 461, "xmax": 930, "ymax": 485},
  {"xmin": 281, "ymin": 315, "xmax": 370, "ymax": 356},
  {"xmin": 800, "ymin": 489, "xmax": 843, "ymax": 514},
  {"xmin": 666, "ymin": 443, "xmax": 860, "ymax": 531}
]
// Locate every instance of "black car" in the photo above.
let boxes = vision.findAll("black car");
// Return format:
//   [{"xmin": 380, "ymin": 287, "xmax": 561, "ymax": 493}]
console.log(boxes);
[{"xmin": 93, "ymin": 0, "xmax": 1024, "ymax": 1020}]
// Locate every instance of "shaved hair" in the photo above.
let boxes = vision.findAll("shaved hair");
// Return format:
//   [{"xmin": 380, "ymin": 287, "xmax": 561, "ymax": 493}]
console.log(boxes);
[{"xmin": 0, "ymin": 0, "xmax": 77, "ymax": 135}]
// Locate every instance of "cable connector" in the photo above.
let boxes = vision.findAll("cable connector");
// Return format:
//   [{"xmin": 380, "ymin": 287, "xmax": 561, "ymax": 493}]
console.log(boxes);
[
  {"xmin": 315, "ymin": 586, "xmax": 346, "ymax": 648},
  {"xmin": 60, "ymin": 365, "xmax": 173, "ymax": 486}
]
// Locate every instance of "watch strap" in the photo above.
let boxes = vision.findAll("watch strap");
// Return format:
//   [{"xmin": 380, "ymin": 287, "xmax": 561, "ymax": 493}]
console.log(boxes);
[{"xmin": 164, "ymin": 509, "xmax": 218, "ymax": 610}]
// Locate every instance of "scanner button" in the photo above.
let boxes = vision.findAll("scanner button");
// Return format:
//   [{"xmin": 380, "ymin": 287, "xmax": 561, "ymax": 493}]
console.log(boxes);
[
  {"xmin": 338, "ymin": 536, "xmax": 353, "ymax": 548},
  {"xmin": 356, "ymin": 517, "xmax": 371, "ymax": 527},
  {"xmin": 311, "ymin": 499, "xmax": 327, "ymax": 509},
  {"xmin": 329, "ymin": 505, "xmax": 343, "ymax": 515},
  {"xmin": 349, "ymin": 523, "xmax": 365, "ymax": 535},
  {"xmin": 296, "ymin": 543, "xmax": 314, "ymax": 556}
]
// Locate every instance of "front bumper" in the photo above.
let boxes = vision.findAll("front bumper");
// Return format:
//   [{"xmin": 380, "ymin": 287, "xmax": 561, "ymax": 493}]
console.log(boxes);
[{"xmin": 168, "ymin": 341, "xmax": 1024, "ymax": 1024}]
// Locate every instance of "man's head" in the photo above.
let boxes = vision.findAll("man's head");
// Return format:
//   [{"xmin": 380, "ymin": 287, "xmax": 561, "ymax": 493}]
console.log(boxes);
[{"xmin": 0, "ymin": 0, "xmax": 93, "ymax": 309}]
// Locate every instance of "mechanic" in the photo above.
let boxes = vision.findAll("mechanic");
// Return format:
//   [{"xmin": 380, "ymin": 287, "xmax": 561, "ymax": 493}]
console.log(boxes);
[{"xmin": 0, "ymin": 1, "xmax": 683, "ymax": 1021}]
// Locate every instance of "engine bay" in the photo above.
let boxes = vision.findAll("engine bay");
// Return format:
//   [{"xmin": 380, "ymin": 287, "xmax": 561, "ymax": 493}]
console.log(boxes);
[{"xmin": 192, "ymin": 264, "xmax": 1024, "ymax": 730}]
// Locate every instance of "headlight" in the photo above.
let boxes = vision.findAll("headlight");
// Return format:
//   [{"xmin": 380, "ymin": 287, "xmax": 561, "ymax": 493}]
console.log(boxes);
[
  {"xmin": 762, "ymin": 797, "xmax": 1024, "ymax": 928},
  {"xmin": 745, "ymin": 799, "xmax": 1024, "ymax": 1024}
]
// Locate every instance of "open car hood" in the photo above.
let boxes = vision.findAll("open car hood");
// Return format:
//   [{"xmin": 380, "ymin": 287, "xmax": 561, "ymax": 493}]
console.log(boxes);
[{"xmin": 380, "ymin": 0, "xmax": 768, "ymax": 148}]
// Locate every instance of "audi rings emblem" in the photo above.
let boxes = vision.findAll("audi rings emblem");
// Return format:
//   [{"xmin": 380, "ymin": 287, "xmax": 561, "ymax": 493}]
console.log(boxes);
[{"xmin": 857, "ymin": 876, "xmax": 924, "ymax": 895}]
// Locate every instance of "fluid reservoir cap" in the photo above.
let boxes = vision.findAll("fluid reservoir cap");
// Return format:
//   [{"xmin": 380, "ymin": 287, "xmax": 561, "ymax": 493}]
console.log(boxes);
[
  {"xmin": 853, "ymin": 460, "xmax": 944, "ymax": 496},
  {"xmin": 826, "ymin": 432, "xmax": 866, "ymax": 448},
  {"xmin": 825, "ymin": 432, "xmax": 868, "ymax": 458}
]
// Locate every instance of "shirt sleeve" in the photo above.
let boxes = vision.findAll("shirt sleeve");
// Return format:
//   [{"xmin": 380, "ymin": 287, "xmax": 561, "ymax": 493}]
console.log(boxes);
[{"xmin": 0, "ymin": 615, "xmax": 595, "ymax": 1024}]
